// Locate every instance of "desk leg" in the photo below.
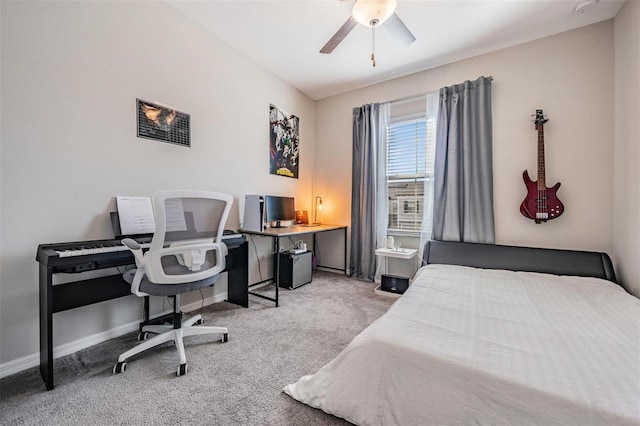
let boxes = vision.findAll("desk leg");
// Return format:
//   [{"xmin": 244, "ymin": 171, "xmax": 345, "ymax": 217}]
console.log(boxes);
[
  {"xmin": 274, "ymin": 237, "xmax": 280, "ymax": 307},
  {"xmin": 343, "ymin": 227, "xmax": 348, "ymax": 275},
  {"xmin": 312, "ymin": 233, "xmax": 316, "ymax": 271},
  {"xmin": 39, "ymin": 264, "xmax": 54, "ymax": 390},
  {"xmin": 312, "ymin": 233, "xmax": 316, "ymax": 256},
  {"xmin": 313, "ymin": 227, "xmax": 348, "ymax": 275}
]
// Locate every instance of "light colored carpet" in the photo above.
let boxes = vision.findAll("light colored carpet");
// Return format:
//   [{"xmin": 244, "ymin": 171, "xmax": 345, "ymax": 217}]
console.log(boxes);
[{"xmin": 0, "ymin": 272, "xmax": 395, "ymax": 425}]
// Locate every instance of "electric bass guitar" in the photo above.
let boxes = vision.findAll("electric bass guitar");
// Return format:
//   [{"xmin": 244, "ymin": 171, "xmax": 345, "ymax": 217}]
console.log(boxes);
[{"xmin": 520, "ymin": 109, "xmax": 564, "ymax": 223}]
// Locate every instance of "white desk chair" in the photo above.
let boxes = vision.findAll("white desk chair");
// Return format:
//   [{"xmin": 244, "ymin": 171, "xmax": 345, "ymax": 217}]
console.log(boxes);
[{"xmin": 113, "ymin": 190, "xmax": 232, "ymax": 376}]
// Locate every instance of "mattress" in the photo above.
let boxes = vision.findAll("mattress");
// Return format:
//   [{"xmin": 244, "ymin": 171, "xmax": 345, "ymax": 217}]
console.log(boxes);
[{"xmin": 283, "ymin": 264, "xmax": 640, "ymax": 425}]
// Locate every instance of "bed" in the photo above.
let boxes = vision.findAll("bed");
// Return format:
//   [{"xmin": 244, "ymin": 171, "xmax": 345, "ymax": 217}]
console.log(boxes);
[{"xmin": 283, "ymin": 241, "xmax": 640, "ymax": 425}]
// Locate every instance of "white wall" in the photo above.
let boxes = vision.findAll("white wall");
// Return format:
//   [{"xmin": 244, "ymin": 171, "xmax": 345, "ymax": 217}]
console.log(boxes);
[
  {"xmin": 316, "ymin": 21, "xmax": 617, "ymax": 270},
  {"xmin": 0, "ymin": 2, "xmax": 315, "ymax": 369},
  {"xmin": 613, "ymin": 0, "xmax": 640, "ymax": 296}
]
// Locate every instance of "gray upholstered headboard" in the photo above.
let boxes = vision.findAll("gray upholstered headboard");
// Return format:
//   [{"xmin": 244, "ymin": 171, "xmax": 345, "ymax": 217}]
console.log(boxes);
[{"xmin": 423, "ymin": 240, "xmax": 617, "ymax": 284}]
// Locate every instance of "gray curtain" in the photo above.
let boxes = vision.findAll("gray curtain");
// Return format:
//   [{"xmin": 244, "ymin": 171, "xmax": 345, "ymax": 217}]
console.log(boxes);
[
  {"xmin": 418, "ymin": 91, "xmax": 440, "ymax": 264},
  {"xmin": 350, "ymin": 103, "xmax": 389, "ymax": 281},
  {"xmin": 432, "ymin": 76, "xmax": 495, "ymax": 243}
]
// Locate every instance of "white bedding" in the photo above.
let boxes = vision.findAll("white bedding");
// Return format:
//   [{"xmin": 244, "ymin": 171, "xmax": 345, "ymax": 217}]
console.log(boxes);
[{"xmin": 284, "ymin": 264, "xmax": 640, "ymax": 425}]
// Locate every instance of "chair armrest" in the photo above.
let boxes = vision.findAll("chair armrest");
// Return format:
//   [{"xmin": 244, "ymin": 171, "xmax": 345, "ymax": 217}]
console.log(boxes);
[{"xmin": 122, "ymin": 238, "xmax": 145, "ymax": 267}]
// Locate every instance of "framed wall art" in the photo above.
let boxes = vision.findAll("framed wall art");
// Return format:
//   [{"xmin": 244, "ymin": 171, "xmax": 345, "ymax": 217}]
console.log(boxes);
[{"xmin": 137, "ymin": 99, "xmax": 190, "ymax": 147}]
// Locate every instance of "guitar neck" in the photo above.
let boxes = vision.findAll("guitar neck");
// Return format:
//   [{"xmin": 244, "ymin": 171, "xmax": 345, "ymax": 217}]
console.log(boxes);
[{"xmin": 537, "ymin": 125, "xmax": 546, "ymax": 189}]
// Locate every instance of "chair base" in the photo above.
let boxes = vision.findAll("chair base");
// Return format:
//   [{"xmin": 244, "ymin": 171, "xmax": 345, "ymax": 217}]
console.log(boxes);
[{"xmin": 114, "ymin": 314, "xmax": 228, "ymax": 374}]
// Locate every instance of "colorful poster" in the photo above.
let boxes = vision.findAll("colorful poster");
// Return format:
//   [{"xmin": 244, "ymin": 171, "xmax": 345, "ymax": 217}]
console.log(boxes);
[{"xmin": 269, "ymin": 104, "xmax": 299, "ymax": 178}]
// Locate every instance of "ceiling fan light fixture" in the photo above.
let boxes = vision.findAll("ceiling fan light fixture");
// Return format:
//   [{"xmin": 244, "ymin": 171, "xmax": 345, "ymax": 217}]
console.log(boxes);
[{"xmin": 352, "ymin": 0, "xmax": 397, "ymax": 27}]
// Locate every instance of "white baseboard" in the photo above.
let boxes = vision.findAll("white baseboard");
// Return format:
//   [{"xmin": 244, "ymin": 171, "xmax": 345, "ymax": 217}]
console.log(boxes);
[{"xmin": 0, "ymin": 291, "xmax": 227, "ymax": 379}]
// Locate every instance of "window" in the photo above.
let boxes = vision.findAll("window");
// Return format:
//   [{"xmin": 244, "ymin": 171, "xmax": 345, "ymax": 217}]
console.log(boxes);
[{"xmin": 386, "ymin": 111, "xmax": 437, "ymax": 234}]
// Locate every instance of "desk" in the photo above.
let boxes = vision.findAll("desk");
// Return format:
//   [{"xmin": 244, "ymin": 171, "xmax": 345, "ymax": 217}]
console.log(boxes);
[
  {"xmin": 36, "ymin": 237, "xmax": 248, "ymax": 390},
  {"xmin": 240, "ymin": 224, "xmax": 348, "ymax": 307}
]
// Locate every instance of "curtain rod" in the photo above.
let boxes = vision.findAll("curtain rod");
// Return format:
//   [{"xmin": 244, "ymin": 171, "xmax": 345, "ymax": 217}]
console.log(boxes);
[{"xmin": 385, "ymin": 76, "xmax": 494, "ymax": 105}]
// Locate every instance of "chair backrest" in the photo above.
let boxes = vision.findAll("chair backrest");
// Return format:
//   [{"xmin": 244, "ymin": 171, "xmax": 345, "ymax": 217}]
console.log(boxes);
[{"xmin": 145, "ymin": 190, "xmax": 233, "ymax": 285}]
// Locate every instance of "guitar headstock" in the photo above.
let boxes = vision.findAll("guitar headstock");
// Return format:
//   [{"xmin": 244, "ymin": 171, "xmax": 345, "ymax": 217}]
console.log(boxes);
[{"xmin": 533, "ymin": 109, "xmax": 548, "ymax": 129}]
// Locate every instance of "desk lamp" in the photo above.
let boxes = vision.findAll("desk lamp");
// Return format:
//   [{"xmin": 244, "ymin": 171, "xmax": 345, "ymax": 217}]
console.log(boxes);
[{"xmin": 314, "ymin": 196, "xmax": 323, "ymax": 225}]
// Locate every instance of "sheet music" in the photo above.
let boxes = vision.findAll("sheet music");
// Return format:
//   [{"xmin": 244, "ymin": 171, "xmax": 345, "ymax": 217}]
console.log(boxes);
[
  {"xmin": 116, "ymin": 196, "xmax": 155, "ymax": 235},
  {"xmin": 164, "ymin": 199, "xmax": 187, "ymax": 232}
]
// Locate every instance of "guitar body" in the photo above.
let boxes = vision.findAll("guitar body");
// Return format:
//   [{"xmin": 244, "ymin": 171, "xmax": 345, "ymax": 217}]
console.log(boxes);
[{"xmin": 520, "ymin": 170, "xmax": 564, "ymax": 223}]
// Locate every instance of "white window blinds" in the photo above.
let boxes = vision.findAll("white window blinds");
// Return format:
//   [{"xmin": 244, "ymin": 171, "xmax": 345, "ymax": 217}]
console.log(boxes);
[{"xmin": 386, "ymin": 93, "xmax": 438, "ymax": 234}]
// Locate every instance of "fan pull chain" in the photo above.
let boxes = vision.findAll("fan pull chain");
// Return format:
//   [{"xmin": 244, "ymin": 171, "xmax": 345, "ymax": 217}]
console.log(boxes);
[{"xmin": 371, "ymin": 23, "xmax": 376, "ymax": 67}]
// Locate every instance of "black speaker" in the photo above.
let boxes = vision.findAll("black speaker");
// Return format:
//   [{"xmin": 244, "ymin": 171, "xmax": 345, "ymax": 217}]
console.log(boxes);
[{"xmin": 381, "ymin": 274, "xmax": 410, "ymax": 294}]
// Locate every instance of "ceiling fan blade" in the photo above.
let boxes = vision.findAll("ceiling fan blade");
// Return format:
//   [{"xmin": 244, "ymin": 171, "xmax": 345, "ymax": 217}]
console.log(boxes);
[
  {"xmin": 320, "ymin": 16, "xmax": 358, "ymax": 54},
  {"xmin": 385, "ymin": 13, "xmax": 416, "ymax": 46}
]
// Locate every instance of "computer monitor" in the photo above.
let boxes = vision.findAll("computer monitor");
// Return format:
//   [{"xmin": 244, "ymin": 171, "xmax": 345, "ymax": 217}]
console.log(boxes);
[{"xmin": 265, "ymin": 196, "xmax": 296, "ymax": 226}]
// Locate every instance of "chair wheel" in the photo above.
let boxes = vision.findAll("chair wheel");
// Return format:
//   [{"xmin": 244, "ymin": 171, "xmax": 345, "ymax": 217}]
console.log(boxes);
[
  {"xmin": 222, "ymin": 333, "xmax": 229, "ymax": 343},
  {"xmin": 177, "ymin": 363, "xmax": 188, "ymax": 376},
  {"xmin": 113, "ymin": 361, "xmax": 126, "ymax": 374},
  {"xmin": 137, "ymin": 331, "xmax": 149, "ymax": 341}
]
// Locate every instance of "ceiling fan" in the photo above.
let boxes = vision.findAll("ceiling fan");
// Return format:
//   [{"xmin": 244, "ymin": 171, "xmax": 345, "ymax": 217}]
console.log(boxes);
[{"xmin": 320, "ymin": 0, "xmax": 416, "ymax": 66}]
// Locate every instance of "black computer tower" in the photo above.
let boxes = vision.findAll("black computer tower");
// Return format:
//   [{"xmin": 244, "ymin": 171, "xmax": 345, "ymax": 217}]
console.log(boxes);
[{"xmin": 278, "ymin": 251, "xmax": 312, "ymax": 289}]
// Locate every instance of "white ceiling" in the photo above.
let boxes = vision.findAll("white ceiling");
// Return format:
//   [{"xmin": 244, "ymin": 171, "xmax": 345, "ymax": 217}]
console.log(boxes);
[{"xmin": 168, "ymin": 0, "xmax": 624, "ymax": 100}]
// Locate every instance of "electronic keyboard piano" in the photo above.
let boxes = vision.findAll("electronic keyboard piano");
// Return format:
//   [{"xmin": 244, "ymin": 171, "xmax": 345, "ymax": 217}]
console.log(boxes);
[
  {"xmin": 37, "ymin": 238, "xmax": 148, "ymax": 273},
  {"xmin": 37, "ymin": 234, "xmax": 245, "ymax": 272},
  {"xmin": 36, "ymin": 234, "xmax": 248, "ymax": 390}
]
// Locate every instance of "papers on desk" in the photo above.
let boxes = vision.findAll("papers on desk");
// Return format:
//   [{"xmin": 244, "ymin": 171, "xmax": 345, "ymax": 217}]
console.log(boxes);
[{"xmin": 116, "ymin": 196, "xmax": 187, "ymax": 236}]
